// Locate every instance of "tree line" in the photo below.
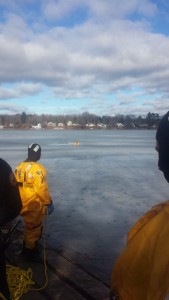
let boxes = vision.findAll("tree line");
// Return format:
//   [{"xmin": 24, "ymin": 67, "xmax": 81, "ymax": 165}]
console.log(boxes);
[{"xmin": 0, "ymin": 111, "xmax": 161, "ymax": 129}]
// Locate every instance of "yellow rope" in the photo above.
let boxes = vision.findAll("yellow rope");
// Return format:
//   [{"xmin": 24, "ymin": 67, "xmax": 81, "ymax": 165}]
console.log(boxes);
[
  {"xmin": 0, "ymin": 291, "xmax": 8, "ymax": 300},
  {"xmin": 4, "ymin": 214, "xmax": 48, "ymax": 299},
  {"xmin": 6, "ymin": 265, "xmax": 35, "ymax": 300}
]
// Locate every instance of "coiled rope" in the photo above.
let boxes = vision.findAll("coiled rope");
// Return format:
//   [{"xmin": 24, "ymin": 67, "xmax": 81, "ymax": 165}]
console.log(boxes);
[
  {"xmin": 2, "ymin": 214, "xmax": 48, "ymax": 300},
  {"xmin": 6, "ymin": 265, "xmax": 34, "ymax": 300}
]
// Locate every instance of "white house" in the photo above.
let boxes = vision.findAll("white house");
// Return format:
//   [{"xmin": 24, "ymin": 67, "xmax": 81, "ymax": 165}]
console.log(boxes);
[
  {"xmin": 31, "ymin": 123, "xmax": 42, "ymax": 129},
  {"xmin": 67, "ymin": 121, "xmax": 73, "ymax": 126}
]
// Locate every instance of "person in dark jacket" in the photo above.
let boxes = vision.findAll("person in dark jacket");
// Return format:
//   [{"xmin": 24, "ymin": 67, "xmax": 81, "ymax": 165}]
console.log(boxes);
[
  {"xmin": 0, "ymin": 158, "xmax": 22, "ymax": 300},
  {"xmin": 156, "ymin": 111, "xmax": 169, "ymax": 183}
]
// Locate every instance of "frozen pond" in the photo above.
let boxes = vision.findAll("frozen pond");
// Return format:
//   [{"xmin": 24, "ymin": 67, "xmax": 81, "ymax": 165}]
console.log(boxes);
[{"xmin": 1, "ymin": 129, "xmax": 169, "ymax": 284}]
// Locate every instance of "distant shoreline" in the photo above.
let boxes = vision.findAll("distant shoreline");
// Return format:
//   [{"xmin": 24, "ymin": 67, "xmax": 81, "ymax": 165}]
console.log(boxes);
[{"xmin": 0, "ymin": 127, "xmax": 157, "ymax": 131}]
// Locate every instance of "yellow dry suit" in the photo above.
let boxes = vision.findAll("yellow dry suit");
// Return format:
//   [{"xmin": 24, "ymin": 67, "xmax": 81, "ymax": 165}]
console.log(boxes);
[
  {"xmin": 15, "ymin": 161, "xmax": 51, "ymax": 249},
  {"xmin": 110, "ymin": 200, "xmax": 169, "ymax": 300}
]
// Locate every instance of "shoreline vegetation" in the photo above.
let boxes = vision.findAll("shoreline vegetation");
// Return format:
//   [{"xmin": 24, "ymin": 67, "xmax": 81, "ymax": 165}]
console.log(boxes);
[
  {"xmin": 0, "ymin": 126, "xmax": 157, "ymax": 130},
  {"xmin": 0, "ymin": 111, "xmax": 160, "ymax": 130}
]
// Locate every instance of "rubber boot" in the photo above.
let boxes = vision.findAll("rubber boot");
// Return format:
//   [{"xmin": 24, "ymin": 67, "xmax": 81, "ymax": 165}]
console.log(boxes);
[{"xmin": 22, "ymin": 243, "xmax": 43, "ymax": 263}]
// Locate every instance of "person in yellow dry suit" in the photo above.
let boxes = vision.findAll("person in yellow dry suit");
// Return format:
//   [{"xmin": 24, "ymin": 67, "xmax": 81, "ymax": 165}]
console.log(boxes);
[
  {"xmin": 15, "ymin": 143, "xmax": 53, "ymax": 262},
  {"xmin": 110, "ymin": 200, "xmax": 169, "ymax": 300}
]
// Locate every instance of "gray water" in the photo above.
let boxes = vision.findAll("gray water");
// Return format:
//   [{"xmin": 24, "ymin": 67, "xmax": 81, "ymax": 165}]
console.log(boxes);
[{"xmin": 0, "ymin": 129, "xmax": 169, "ymax": 284}]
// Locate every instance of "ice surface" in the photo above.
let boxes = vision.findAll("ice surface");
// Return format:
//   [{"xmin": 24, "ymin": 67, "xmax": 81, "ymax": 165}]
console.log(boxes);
[{"xmin": 1, "ymin": 129, "xmax": 168, "ymax": 283}]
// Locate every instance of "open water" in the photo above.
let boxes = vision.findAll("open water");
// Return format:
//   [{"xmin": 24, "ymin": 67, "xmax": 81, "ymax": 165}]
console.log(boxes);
[{"xmin": 0, "ymin": 129, "xmax": 169, "ymax": 284}]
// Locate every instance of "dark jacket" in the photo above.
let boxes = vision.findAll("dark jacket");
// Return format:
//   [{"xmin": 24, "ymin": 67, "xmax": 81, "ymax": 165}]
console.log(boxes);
[
  {"xmin": 156, "ymin": 111, "xmax": 169, "ymax": 172},
  {"xmin": 0, "ymin": 158, "xmax": 22, "ymax": 226},
  {"xmin": 156, "ymin": 111, "xmax": 169, "ymax": 147}
]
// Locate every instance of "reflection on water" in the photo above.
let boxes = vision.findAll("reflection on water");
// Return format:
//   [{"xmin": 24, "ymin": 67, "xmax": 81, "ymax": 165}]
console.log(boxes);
[{"xmin": 0, "ymin": 129, "xmax": 168, "ymax": 283}]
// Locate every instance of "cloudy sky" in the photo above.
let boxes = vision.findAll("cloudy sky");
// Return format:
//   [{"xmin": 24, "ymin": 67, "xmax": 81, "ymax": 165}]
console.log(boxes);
[{"xmin": 0, "ymin": 0, "xmax": 169, "ymax": 116}]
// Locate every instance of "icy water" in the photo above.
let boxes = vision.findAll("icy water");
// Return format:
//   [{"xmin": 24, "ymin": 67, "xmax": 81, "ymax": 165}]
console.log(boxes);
[{"xmin": 1, "ymin": 129, "xmax": 169, "ymax": 284}]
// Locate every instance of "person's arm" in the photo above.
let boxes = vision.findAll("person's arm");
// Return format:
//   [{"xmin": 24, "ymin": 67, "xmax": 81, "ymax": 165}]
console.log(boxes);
[{"xmin": 33, "ymin": 165, "xmax": 51, "ymax": 206}]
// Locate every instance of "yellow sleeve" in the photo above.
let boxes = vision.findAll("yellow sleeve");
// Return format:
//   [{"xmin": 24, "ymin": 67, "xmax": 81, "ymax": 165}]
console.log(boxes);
[{"xmin": 32, "ymin": 164, "xmax": 51, "ymax": 206}]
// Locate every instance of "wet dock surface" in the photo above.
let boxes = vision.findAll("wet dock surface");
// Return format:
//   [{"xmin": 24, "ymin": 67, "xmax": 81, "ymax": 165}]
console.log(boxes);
[{"xmin": 5, "ymin": 229, "xmax": 110, "ymax": 300}]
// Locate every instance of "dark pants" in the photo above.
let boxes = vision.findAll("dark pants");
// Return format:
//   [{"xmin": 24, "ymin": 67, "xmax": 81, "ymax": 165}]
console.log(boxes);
[{"xmin": 0, "ymin": 232, "xmax": 10, "ymax": 300}]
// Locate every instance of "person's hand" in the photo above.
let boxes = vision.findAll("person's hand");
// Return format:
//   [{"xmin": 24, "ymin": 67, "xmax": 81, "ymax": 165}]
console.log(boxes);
[
  {"xmin": 46, "ymin": 201, "xmax": 54, "ymax": 215},
  {"xmin": 0, "ymin": 222, "xmax": 13, "ymax": 234}
]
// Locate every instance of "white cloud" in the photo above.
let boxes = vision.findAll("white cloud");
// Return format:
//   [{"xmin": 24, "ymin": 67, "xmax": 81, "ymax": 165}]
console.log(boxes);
[
  {"xmin": 0, "ymin": 83, "xmax": 43, "ymax": 99},
  {"xmin": 42, "ymin": 0, "xmax": 157, "ymax": 20},
  {"xmin": 1, "ymin": 15, "xmax": 168, "ymax": 94},
  {"xmin": 0, "ymin": 103, "xmax": 27, "ymax": 113},
  {"xmin": 0, "ymin": 0, "xmax": 167, "ymax": 115}
]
